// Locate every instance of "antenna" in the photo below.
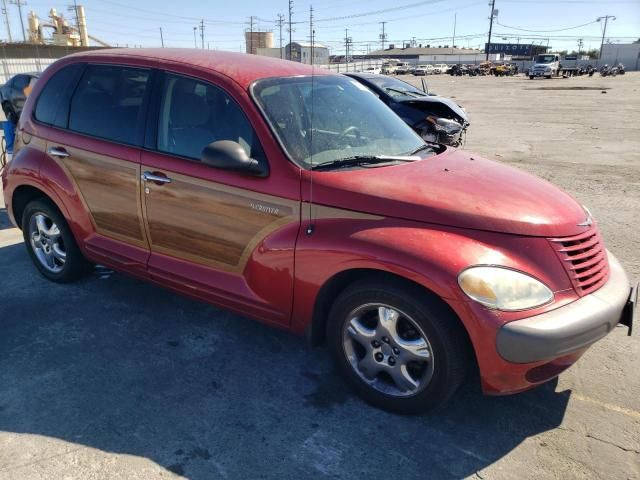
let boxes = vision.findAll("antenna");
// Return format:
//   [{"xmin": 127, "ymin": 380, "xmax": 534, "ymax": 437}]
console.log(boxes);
[{"xmin": 306, "ymin": 6, "xmax": 315, "ymax": 236}]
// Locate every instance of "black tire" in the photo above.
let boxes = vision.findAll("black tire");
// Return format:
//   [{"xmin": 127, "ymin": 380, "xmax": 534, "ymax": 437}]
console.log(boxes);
[
  {"xmin": 21, "ymin": 199, "xmax": 92, "ymax": 282},
  {"xmin": 327, "ymin": 279, "xmax": 470, "ymax": 414}
]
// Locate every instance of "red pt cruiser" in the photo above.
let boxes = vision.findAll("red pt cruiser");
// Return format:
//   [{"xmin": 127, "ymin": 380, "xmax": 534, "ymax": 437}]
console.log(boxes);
[{"xmin": 2, "ymin": 49, "xmax": 636, "ymax": 413}]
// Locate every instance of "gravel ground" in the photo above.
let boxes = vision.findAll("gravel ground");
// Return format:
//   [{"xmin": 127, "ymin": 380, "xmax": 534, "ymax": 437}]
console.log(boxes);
[{"xmin": 0, "ymin": 71, "xmax": 638, "ymax": 480}]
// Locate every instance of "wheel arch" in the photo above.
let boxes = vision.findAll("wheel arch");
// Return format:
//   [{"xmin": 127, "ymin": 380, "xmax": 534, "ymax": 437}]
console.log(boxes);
[
  {"xmin": 307, "ymin": 267, "xmax": 474, "ymax": 363},
  {"xmin": 12, "ymin": 184, "xmax": 59, "ymax": 229}
]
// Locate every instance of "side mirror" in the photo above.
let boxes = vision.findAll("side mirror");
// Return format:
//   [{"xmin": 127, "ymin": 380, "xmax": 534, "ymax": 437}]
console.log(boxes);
[{"xmin": 201, "ymin": 140, "xmax": 268, "ymax": 177}]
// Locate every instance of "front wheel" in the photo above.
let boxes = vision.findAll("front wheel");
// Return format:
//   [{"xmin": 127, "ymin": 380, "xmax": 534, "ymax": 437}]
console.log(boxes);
[
  {"xmin": 22, "ymin": 199, "xmax": 92, "ymax": 282},
  {"xmin": 327, "ymin": 280, "xmax": 470, "ymax": 414}
]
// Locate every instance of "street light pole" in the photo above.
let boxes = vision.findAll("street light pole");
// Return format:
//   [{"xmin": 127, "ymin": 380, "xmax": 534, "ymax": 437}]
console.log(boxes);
[{"xmin": 597, "ymin": 15, "xmax": 616, "ymax": 65}]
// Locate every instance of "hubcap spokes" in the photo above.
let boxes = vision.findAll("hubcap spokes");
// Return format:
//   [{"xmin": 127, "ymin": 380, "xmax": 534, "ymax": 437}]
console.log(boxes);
[
  {"xmin": 29, "ymin": 213, "xmax": 66, "ymax": 273},
  {"xmin": 343, "ymin": 304, "xmax": 434, "ymax": 397}
]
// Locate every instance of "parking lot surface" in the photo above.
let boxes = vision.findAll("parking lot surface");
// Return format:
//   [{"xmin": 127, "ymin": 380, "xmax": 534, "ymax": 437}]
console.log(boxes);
[{"xmin": 1, "ymin": 72, "xmax": 639, "ymax": 479}]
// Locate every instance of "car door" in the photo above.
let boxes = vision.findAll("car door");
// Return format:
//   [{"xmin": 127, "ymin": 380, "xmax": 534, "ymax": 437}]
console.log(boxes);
[
  {"xmin": 140, "ymin": 71, "xmax": 300, "ymax": 326},
  {"xmin": 44, "ymin": 63, "xmax": 152, "ymax": 272}
]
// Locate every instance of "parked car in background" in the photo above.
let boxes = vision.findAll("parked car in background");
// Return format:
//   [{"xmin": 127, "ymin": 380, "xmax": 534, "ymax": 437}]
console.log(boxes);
[
  {"xmin": 362, "ymin": 66, "xmax": 382, "ymax": 74},
  {"xmin": 412, "ymin": 65, "xmax": 433, "ymax": 76},
  {"xmin": 394, "ymin": 62, "xmax": 412, "ymax": 75},
  {"xmin": 3, "ymin": 49, "xmax": 635, "ymax": 414},
  {"xmin": 449, "ymin": 64, "xmax": 469, "ymax": 76},
  {"xmin": 433, "ymin": 64, "xmax": 450, "ymax": 74},
  {"xmin": 0, "ymin": 72, "xmax": 40, "ymax": 123},
  {"xmin": 346, "ymin": 72, "xmax": 470, "ymax": 146}
]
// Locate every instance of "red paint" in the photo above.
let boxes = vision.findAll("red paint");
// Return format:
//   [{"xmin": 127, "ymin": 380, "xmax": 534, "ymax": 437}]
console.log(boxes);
[{"xmin": 1, "ymin": 49, "xmax": 611, "ymax": 396}]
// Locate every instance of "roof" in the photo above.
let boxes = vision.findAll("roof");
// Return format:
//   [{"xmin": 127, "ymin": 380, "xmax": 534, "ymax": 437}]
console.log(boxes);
[
  {"xmin": 368, "ymin": 47, "xmax": 483, "ymax": 57},
  {"xmin": 65, "ymin": 48, "xmax": 334, "ymax": 88},
  {"xmin": 289, "ymin": 42, "xmax": 329, "ymax": 49}
]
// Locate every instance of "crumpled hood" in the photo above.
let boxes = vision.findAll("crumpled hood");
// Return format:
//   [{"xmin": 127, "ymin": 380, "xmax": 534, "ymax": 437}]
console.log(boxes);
[{"xmin": 309, "ymin": 148, "xmax": 587, "ymax": 237}]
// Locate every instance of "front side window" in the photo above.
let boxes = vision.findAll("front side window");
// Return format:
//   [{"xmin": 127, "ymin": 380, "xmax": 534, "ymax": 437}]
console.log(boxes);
[
  {"xmin": 253, "ymin": 75, "xmax": 425, "ymax": 168},
  {"xmin": 68, "ymin": 65, "xmax": 150, "ymax": 145},
  {"xmin": 157, "ymin": 73, "xmax": 263, "ymax": 162}
]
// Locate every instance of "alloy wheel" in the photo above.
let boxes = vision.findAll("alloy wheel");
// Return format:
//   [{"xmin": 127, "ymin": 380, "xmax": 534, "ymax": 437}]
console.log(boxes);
[
  {"xmin": 28, "ymin": 212, "xmax": 66, "ymax": 274},
  {"xmin": 342, "ymin": 303, "xmax": 434, "ymax": 397}
]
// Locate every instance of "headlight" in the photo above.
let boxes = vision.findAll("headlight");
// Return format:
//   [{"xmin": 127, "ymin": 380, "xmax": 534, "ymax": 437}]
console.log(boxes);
[{"xmin": 458, "ymin": 267, "xmax": 553, "ymax": 311}]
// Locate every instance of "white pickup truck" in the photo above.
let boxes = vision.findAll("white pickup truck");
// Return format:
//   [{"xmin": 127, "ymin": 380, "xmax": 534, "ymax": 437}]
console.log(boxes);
[{"xmin": 529, "ymin": 53, "xmax": 560, "ymax": 79}]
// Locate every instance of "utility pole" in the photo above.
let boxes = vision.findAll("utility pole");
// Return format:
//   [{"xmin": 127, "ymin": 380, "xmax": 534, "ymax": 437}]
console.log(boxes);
[
  {"xmin": 276, "ymin": 13, "xmax": 284, "ymax": 59},
  {"xmin": 379, "ymin": 21, "xmax": 387, "ymax": 51},
  {"xmin": 199, "ymin": 19, "xmax": 204, "ymax": 49},
  {"xmin": 309, "ymin": 5, "xmax": 314, "ymax": 65},
  {"xmin": 288, "ymin": 0, "xmax": 294, "ymax": 61},
  {"xmin": 485, "ymin": 0, "xmax": 496, "ymax": 61},
  {"xmin": 597, "ymin": 15, "xmax": 615, "ymax": 64},
  {"xmin": 1, "ymin": 0, "xmax": 12, "ymax": 43},
  {"xmin": 159, "ymin": 27, "xmax": 164, "ymax": 47},
  {"xmin": 344, "ymin": 29, "xmax": 352, "ymax": 72},
  {"xmin": 577, "ymin": 38, "xmax": 583, "ymax": 58},
  {"xmin": 10, "ymin": 0, "xmax": 26, "ymax": 42},
  {"xmin": 248, "ymin": 15, "xmax": 254, "ymax": 54},
  {"xmin": 193, "ymin": 26, "xmax": 197, "ymax": 48},
  {"xmin": 452, "ymin": 12, "xmax": 457, "ymax": 49}
]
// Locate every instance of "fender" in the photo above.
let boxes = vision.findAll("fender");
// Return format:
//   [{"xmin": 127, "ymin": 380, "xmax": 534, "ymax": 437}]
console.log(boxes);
[
  {"xmin": 4, "ymin": 138, "xmax": 95, "ymax": 246},
  {"xmin": 291, "ymin": 209, "xmax": 576, "ymax": 348}
]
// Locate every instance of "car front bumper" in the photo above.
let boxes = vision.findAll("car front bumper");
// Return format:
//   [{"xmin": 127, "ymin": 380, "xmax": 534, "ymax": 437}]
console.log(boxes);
[{"xmin": 496, "ymin": 251, "xmax": 634, "ymax": 364}]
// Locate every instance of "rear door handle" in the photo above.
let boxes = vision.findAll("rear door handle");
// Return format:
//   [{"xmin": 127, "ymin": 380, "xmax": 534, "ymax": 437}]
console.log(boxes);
[
  {"xmin": 47, "ymin": 146, "xmax": 70, "ymax": 158},
  {"xmin": 142, "ymin": 171, "xmax": 172, "ymax": 184}
]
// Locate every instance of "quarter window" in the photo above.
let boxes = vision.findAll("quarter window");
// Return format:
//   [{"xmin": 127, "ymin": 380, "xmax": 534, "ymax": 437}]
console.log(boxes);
[
  {"xmin": 68, "ymin": 65, "xmax": 150, "ymax": 145},
  {"xmin": 157, "ymin": 73, "xmax": 264, "ymax": 163},
  {"xmin": 34, "ymin": 64, "xmax": 83, "ymax": 127}
]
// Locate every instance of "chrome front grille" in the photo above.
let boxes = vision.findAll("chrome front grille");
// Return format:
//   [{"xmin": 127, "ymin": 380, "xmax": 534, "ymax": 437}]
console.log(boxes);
[{"xmin": 549, "ymin": 228, "xmax": 609, "ymax": 295}]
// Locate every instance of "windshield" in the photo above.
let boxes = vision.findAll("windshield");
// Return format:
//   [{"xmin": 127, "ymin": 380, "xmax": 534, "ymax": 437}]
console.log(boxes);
[
  {"xmin": 252, "ymin": 75, "xmax": 425, "ymax": 169},
  {"xmin": 365, "ymin": 75, "xmax": 427, "ymax": 98},
  {"xmin": 536, "ymin": 55, "xmax": 556, "ymax": 64}
]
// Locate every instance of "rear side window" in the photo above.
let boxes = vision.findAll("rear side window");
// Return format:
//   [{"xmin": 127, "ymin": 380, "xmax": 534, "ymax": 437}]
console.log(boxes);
[
  {"xmin": 69, "ymin": 65, "xmax": 150, "ymax": 145},
  {"xmin": 34, "ymin": 64, "xmax": 84, "ymax": 127}
]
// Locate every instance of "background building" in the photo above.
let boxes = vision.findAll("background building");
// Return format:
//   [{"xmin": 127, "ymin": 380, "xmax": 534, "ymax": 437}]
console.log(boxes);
[
  {"xmin": 257, "ymin": 42, "xmax": 329, "ymax": 65},
  {"xmin": 601, "ymin": 42, "xmax": 640, "ymax": 69},
  {"xmin": 244, "ymin": 31, "xmax": 273, "ymax": 55}
]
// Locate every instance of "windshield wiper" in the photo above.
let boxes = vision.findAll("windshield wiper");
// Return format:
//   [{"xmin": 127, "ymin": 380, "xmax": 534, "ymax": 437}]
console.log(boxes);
[
  {"xmin": 384, "ymin": 87, "xmax": 423, "ymax": 98},
  {"xmin": 311, "ymin": 154, "xmax": 418, "ymax": 171},
  {"xmin": 408, "ymin": 144, "xmax": 434, "ymax": 156}
]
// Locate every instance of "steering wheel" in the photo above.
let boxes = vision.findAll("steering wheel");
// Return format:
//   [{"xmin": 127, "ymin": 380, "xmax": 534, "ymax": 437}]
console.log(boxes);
[{"xmin": 339, "ymin": 125, "xmax": 361, "ymax": 141}]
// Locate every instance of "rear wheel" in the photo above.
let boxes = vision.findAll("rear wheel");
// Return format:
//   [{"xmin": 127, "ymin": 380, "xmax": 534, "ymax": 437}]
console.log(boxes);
[
  {"xmin": 327, "ymin": 280, "xmax": 470, "ymax": 414},
  {"xmin": 21, "ymin": 199, "xmax": 92, "ymax": 282}
]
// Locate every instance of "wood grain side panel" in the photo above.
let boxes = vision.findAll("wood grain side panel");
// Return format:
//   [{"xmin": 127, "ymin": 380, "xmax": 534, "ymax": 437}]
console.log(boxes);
[
  {"xmin": 63, "ymin": 152, "xmax": 146, "ymax": 247},
  {"xmin": 145, "ymin": 173, "xmax": 299, "ymax": 272}
]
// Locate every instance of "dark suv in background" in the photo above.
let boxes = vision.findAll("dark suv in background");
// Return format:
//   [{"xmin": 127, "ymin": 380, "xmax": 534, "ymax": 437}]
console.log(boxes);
[{"xmin": 1, "ymin": 72, "xmax": 40, "ymax": 123}]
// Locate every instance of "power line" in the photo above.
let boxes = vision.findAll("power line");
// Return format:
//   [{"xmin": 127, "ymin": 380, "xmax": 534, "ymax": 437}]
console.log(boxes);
[
  {"xmin": 495, "ymin": 19, "xmax": 599, "ymax": 32},
  {"xmin": 315, "ymin": 0, "xmax": 444, "ymax": 22}
]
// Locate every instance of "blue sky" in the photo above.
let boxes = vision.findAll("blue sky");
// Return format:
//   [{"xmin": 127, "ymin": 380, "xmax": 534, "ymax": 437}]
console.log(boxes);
[{"xmin": 3, "ymin": 0, "xmax": 639, "ymax": 54}]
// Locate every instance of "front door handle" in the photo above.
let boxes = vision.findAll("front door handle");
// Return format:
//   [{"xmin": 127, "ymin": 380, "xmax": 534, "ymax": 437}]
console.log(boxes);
[
  {"xmin": 47, "ymin": 146, "xmax": 70, "ymax": 158},
  {"xmin": 142, "ymin": 171, "xmax": 172, "ymax": 185}
]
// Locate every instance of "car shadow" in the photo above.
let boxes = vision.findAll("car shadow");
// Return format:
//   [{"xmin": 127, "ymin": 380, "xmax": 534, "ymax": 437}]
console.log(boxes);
[{"xmin": 0, "ymin": 242, "xmax": 570, "ymax": 479}]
